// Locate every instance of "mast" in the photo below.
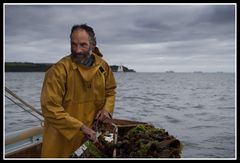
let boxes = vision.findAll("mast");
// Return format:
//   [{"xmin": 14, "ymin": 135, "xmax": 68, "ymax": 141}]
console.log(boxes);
[{"xmin": 118, "ymin": 65, "xmax": 124, "ymax": 72}]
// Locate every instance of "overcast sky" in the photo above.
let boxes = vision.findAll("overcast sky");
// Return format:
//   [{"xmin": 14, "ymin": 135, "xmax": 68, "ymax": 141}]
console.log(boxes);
[{"xmin": 4, "ymin": 4, "xmax": 236, "ymax": 72}]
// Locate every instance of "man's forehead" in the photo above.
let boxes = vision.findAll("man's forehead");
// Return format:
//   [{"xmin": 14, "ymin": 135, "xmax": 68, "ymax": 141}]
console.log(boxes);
[{"xmin": 71, "ymin": 30, "xmax": 89, "ymax": 42}]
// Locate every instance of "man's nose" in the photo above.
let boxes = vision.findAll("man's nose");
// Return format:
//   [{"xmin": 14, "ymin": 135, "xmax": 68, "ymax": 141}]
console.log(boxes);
[{"xmin": 75, "ymin": 46, "xmax": 84, "ymax": 53}]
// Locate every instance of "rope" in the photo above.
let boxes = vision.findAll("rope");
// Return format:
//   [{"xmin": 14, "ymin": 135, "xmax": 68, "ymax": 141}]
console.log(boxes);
[
  {"xmin": 5, "ymin": 86, "xmax": 43, "ymax": 122},
  {"xmin": 5, "ymin": 95, "xmax": 43, "ymax": 122}
]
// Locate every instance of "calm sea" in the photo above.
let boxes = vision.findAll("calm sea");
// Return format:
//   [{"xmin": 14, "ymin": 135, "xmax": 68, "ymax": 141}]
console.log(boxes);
[{"xmin": 4, "ymin": 72, "xmax": 236, "ymax": 158}]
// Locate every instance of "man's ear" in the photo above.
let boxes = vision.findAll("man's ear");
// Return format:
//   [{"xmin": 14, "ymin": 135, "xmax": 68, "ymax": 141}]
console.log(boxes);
[{"xmin": 91, "ymin": 44, "xmax": 96, "ymax": 51}]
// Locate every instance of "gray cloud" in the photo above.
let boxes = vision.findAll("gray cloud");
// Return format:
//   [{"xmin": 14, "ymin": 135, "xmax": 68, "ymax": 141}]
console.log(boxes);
[{"xmin": 4, "ymin": 4, "xmax": 236, "ymax": 72}]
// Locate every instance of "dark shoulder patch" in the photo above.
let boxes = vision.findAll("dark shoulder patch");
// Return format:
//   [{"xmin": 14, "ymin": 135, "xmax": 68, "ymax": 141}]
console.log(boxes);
[{"xmin": 99, "ymin": 66, "xmax": 105, "ymax": 74}]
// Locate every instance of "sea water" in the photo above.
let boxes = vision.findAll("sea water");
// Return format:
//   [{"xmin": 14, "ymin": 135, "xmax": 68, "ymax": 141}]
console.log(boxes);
[{"xmin": 4, "ymin": 72, "xmax": 236, "ymax": 158}]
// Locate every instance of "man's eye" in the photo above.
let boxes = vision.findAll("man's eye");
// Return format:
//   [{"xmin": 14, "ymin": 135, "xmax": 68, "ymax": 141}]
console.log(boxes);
[
  {"xmin": 81, "ymin": 44, "xmax": 88, "ymax": 48},
  {"xmin": 71, "ymin": 43, "xmax": 77, "ymax": 47}
]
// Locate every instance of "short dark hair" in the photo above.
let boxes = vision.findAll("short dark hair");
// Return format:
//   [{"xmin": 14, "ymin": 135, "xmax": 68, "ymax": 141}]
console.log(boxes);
[{"xmin": 70, "ymin": 24, "xmax": 96, "ymax": 45}]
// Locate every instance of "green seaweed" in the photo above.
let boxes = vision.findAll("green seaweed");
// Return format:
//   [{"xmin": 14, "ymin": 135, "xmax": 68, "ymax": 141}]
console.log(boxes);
[{"xmin": 79, "ymin": 124, "xmax": 183, "ymax": 158}]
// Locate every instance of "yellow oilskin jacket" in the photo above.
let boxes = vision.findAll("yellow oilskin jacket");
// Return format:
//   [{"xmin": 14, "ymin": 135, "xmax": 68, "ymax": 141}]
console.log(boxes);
[{"xmin": 40, "ymin": 53, "xmax": 116, "ymax": 158}]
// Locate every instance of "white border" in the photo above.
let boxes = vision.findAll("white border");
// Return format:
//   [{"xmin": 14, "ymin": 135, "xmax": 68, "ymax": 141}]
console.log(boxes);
[{"xmin": 3, "ymin": 3, "xmax": 237, "ymax": 160}]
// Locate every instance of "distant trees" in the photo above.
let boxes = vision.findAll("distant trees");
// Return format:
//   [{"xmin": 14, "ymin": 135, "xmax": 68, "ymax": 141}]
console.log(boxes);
[
  {"xmin": 5, "ymin": 62, "xmax": 52, "ymax": 72},
  {"xmin": 5, "ymin": 62, "xmax": 136, "ymax": 72}
]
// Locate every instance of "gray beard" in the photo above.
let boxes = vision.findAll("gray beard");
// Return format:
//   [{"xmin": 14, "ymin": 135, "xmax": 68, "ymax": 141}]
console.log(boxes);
[{"xmin": 72, "ymin": 50, "xmax": 93, "ymax": 67}]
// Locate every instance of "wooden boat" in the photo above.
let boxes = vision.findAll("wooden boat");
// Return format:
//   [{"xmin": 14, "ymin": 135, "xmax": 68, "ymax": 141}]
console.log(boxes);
[
  {"xmin": 5, "ymin": 125, "xmax": 43, "ymax": 158},
  {"xmin": 5, "ymin": 119, "xmax": 148, "ymax": 158},
  {"xmin": 5, "ymin": 87, "xmax": 182, "ymax": 158}
]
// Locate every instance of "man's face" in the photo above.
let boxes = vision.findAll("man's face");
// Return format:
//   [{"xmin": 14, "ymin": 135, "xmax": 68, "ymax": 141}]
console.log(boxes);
[{"xmin": 70, "ymin": 29, "xmax": 92, "ymax": 62}]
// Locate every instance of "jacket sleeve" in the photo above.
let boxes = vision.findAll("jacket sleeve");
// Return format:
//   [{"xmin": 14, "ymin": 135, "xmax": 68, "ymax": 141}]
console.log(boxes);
[
  {"xmin": 41, "ymin": 63, "xmax": 83, "ymax": 141},
  {"xmin": 103, "ymin": 64, "xmax": 117, "ymax": 116}
]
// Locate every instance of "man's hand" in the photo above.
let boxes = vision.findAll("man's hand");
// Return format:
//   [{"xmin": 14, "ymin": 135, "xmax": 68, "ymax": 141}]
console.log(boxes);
[
  {"xmin": 80, "ymin": 125, "xmax": 97, "ymax": 143},
  {"xmin": 95, "ymin": 109, "xmax": 112, "ymax": 124}
]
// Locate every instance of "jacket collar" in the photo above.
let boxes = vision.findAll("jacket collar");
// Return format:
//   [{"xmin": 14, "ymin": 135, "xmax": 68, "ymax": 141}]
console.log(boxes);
[{"xmin": 71, "ymin": 53, "xmax": 103, "ymax": 81}]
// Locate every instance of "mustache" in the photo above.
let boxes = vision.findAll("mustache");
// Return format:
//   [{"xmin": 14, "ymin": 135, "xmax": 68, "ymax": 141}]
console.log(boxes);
[
  {"xmin": 72, "ymin": 51, "xmax": 89, "ymax": 56},
  {"xmin": 71, "ymin": 50, "xmax": 93, "ymax": 65}
]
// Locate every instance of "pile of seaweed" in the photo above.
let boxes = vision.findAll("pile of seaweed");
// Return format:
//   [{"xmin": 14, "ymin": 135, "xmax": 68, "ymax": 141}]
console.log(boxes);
[{"xmin": 80, "ymin": 124, "xmax": 183, "ymax": 158}]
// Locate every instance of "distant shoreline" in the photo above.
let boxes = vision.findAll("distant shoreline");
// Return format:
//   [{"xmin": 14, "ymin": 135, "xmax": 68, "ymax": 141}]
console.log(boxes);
[{"xmin": 5, "ymin": 62, "xmax": 136, "ymax": 72}]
